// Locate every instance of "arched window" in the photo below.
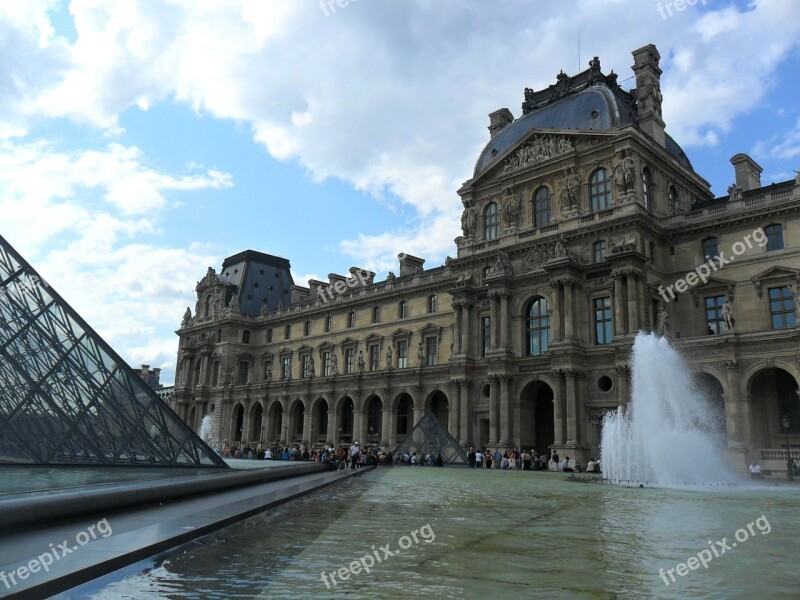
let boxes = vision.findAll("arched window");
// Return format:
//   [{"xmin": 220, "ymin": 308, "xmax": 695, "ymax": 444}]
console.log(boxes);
[
  {"xmin": 532, "ymin": 187, "xmax": 552, "ymax": 227},
  {"xmin": 702, "ymin": 237, "xmax": 718, "ymax": 261},
  {"xmin": 590, "ymin": 168, "xmax": 612, "ymax": 211},
  {"xmin": 204, "ymin": 295, "xmax": 213, "ymax": 318},
  {"xmin": 642, "ymin": 168, "xmax": 653, "ymax": 210},
  {"xmin": 484, "ymin": 202, "xmax": 499, "ymax": 240},
  {"xmin": 526, "ymin": 297, "xmax": 550, "ymax": 356},
  {"xmin": 242, "ymin": 330, "xmax": 250, "ymax": 344},
  {"xmin": 593, "ymin": 240, "xmax": 606, "ymax": 263},
  {"xmin": 668, "ymin": 185, "xmax": 679, "ymax": 211},
  {"xmin": 765, "ymin": 224, "xmax": 784, "ymax": 251}
]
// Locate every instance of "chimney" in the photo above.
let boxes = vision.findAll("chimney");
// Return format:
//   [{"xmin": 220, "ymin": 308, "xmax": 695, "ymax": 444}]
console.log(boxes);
[
  {"xmin": 730, "ymin": 153, "xmax": 763, "ymax": 192},
  {"xmin": 631, "ymin": 44, "xmax": 665, "ymax": 147},
  {"xmin": 488, "ymin": 108, "xmax": 514, "ymax": 139},
  {"xmin": 308, "ymin": 279, "xmax": 329, "ymax": 300},
  {"xmin": 398, "ymin": 253, "xmax": 425, "ymax": 277}
]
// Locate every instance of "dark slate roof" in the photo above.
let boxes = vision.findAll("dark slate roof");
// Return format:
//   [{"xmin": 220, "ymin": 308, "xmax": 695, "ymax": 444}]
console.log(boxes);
[
  {"xmin": 473, "ymin": 59, "xmax": 692, "ymax": 178},
  {"xmin": 219, "ymin": 250, "xmax": 294, "ymax": 317}
]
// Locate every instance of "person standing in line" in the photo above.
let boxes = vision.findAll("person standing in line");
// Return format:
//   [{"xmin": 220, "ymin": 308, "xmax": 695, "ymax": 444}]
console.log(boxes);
[
  {"xmin": 475, "ymin": 449, "xmax": 484, "ymax": 468},
  {"xmin": 467, "ymin": 447, "xmax": 476, "ymax": 468},
  {"xmin": 551, "ymin": 451, "xmax": 560, "ymax": 472}
]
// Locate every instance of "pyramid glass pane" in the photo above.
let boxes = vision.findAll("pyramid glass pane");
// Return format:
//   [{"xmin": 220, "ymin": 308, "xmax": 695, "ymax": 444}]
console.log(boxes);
[
  {"xmin": 394, "ymin": 411, "xmax": 468, "ymax": 464},
  {"xmin": 0, "ymin": 235, "xmax": 226, "ymax": 467}
]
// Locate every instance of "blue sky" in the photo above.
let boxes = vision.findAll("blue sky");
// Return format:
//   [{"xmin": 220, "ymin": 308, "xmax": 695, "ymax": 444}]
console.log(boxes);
[{"xmin": 1, "ymin": 0, "xmax": 799, "ymax": 384}]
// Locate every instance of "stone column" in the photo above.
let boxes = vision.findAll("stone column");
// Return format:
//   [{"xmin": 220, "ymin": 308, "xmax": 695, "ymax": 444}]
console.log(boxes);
[
  {"xmin": 550, "ymin": 281, "xmax": 563, "ymax": 342},
  {"xmin": 452, "ymin": 302, "xmax": 463, "ymax": 354},
  {"xmin": 199, "ymin": 351, "xmax": 210, "ymax": 386},
  {"xmin": 565, "ymin": 370, "xmax": 579, "ymax": 444},
  {"xmin": 381, "ymin": 402, "xmax": 392, "ymax": 449},
  {"xmin": 489, "ymin": 292, "xmax": 499, "ymax": 350},
  {"xmin": 500, "ymin": 293, "xmax": 510, "ymax": 350},
  {"xmin": 615, "ymin": 365, "xmax": 630, "ymax": 409},
  {"xmin": 280, "ymin": 403, "xmax": 289, "ymax": 444},
  {"xmin": 303, "ymin": 405, "xmax": 313, "ymax": 446},
  {"xmin": 489, "ymin": 376, "xmax": 499, "ymax": 445},
  {"xmin": 613, "ymin": 271, "xmax": 626, "ymax": 337},
  {"xmin": 353, "ymin": 400, "xmax": 364, "ymax": 444},
  {"xmin": 499, "ymin": 376, "xmax": 512, "ymax": 446},
  {"xmin": 449, "ymin": 380, "xmax": 462, "ymax": 442},
  {"xmin": 563, "ymin": 280, "xmax": 575, "ymax": 340},
  {"xmin": 551, "ymin": 370, "xmax": 565, "ymax": 445},
  {"xmin": 724, "ymin": 360, "xmax": 746, "ymax": 449},
  {"xmin": 460, "ymin": 381, "xmax": 472, "ymax": 446},
  {"xmin": 413, "ymin": 393, "xmax": 424, "ymax": 429},
  {"xmin": 627, "ymin": 271, "xmax": 640, "ymax": 334},
  {"xmin": 460, "ymin": 303, "xmax": 471, "ymax": 355}
]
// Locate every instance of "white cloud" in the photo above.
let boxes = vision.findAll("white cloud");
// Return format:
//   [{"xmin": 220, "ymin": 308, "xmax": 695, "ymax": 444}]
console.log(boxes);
[{"xmin": 753, "ymin": 116, "xmax": 800, "ymax": 161}]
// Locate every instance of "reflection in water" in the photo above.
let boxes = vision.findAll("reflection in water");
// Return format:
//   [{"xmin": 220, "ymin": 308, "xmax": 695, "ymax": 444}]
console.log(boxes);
[{"xmin": 72, "ymin": 468, "xmax": 799, "ymax": 599}]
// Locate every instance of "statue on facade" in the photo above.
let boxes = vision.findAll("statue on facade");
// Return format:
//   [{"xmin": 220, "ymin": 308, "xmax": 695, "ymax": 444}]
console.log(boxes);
[
  {"xmin": 228, "ymin": 293, "xmax": 240, "ymax": 313},
  {"xmin": 727, "ymin": 183, "xmax": 742, "ymax": 201},
  {"xmin": 386, "ymin": 271, "xmax": 396, "ymax": 281},
  {"xmin": 331, "ymin": 354, "xmax": 339, "ymax": 376},
  {"xmin": 260, "ymin": 303, "xmax": 269, "ymax": 316},
  {"xmin": 722, "ymin": 296, "xmax": 735, "ymax": 331},
  {"xmin": 308, "ymin": 356, "xmax": 315, "ymax": 378},
  {"xmin": 553, "ymin": 234, "xmax": 568, "ymax": 258},
  {"xmin": 501, "ymin": 187, "xmax": 520, "ymax": 229},
  {"xmin": 521, "ymin": 246, "xmax": 549, "ymax": 272},
  {"xmin": 265, "ymin": 367, "xmax": 272, "ymax": 383},
  {"xmin": 357, "ymin": 350, "xmax": 365, "ymax": 372},
  {"xmin": 181, "ymin": 307, "xmax": 192, "ymax": 328},
  {"xmin": 493, "ymin": 250, "xmax": 512, "ymax": 273},
  {"xmin": 461, "ymin": 203, "xmax": 479, "ymax": 238},
  {"xmin": 386, "ymin": 346, "xmax": 393, "ymax": 370},
  {"xmin": 613, "ymin": 149, "xmax": 636, "ymax": 197},
  {"xmin": 794, "ymin": 169, "xmax": 800, "ymax": 185},
  {"xmin": 418, "ymin": 341, "xmax": 425, "ymax": 366},
  {"xmin": 558, "ymin": 167, "xmax": 580, "ymax": 213},
  {"xmin": 655, "ymin": 308, "xmax": 671, "ymax": 337}
]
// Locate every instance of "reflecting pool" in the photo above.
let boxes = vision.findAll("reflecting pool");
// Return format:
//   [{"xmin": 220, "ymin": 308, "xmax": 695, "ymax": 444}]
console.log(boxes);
[{"xmin": 68, "ymin": 467, "xmax": 799, "ymax": 599}]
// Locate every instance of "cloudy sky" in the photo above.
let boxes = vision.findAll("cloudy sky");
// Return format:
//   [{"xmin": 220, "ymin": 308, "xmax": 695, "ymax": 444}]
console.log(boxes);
[{"xmin": 1, "ymin": 0, "xmax": 798, "ymax": 384}]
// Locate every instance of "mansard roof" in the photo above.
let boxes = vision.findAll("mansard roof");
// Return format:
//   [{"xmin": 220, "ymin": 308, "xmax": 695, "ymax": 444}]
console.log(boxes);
[{"xmin": 473, "ymin": 57, "xmax": 692, "ymax": 178}]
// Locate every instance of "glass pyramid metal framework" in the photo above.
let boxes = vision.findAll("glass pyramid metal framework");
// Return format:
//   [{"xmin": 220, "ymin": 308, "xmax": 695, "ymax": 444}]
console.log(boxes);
[
  {"xmin": 394, "ymin": 412, "xmax": 468, "ymax": 465},
  {"xmin": 0, "ymin": 235, "xmax": 226, "ymax": 467}
]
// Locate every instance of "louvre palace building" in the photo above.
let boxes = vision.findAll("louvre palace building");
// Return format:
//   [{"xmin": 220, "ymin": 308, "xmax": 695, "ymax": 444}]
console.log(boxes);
[{"xmin": 172, "ymin": 44, "xmax": 800, "ymax": 472}]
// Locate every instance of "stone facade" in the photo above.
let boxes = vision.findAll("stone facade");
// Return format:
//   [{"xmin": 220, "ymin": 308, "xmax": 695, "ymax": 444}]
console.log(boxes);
[{"xmin": 173, "ymin": 44, "xmax": 800, "ymax": 473}]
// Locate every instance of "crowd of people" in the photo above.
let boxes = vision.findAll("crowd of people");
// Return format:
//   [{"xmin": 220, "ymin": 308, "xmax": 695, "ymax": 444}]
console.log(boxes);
[
  {"xmin": 217, "ymin": 442, "xmax": 604, "ymax": 473},
  {"xmin": 465, "ymin": 448, "xmax": 602, "ymax": 474}
]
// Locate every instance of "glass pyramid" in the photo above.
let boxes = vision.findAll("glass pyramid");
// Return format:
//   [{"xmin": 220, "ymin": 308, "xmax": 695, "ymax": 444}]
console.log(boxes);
[
  {"xmin": 0, "ymin": 235, "xmax": 226, "ymax": 467},
  {"xmin": 394, "ymin": 411, "xmax": 468, "ymax": 464}
]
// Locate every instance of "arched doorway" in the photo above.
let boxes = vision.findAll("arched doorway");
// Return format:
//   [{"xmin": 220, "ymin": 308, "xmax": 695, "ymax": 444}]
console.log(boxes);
[
  {"xmin": 312, "ymin": 398, "xmax": 329, "ymax": 445},
  {"xmin": 366, "ymin": 396, "xmax": 382, "ymax": 446},
  {"xmin": 233, "ymin": 404, "xmax": 244, "ymax": 442},
  {"xmin": 290, "ymin": 400, "xmax": 305, "ymax": 443},
  {"xmin": 267, "ymin": 401, "xmax": 283, "ymax": 443},
  {"xmin": 396, "ymin": 394, "xmax": 413, "ymax": 437},
  {"xmin": 250, "ymin": 403, "xmax": 263, "ymax": 444},
  {"xmin": 428, "ymin": 391, "xmax": 449, "ymax": 430},
  {"xmin": 340, "ymin": 397, "xmax": 354, "ymax": 443},
  {"xmin": 519, "ymin": 381, "xmax": 554, "ymax": 454},
  {"xmin": 749, "ymin": 368, "xmax": 799, "ymax": 449},
  {"xmin": 693, "ymin": 372, "xmax": 726, "ymax": 440}
]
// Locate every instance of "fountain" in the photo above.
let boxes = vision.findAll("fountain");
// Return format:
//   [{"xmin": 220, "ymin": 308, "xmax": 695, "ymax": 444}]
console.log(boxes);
[
  {"xmin": 198, "ymin": 415, "xmax": 214, "ymax": 447},
  {"xmin": 601, "ymin": 332, "xmax": 738, "ymax": 487}
]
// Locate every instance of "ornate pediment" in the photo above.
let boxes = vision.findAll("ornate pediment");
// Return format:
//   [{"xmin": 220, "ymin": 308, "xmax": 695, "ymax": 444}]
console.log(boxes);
[
  {"xmin": 751, "ymin": 266, "xmax": 799, "ymax": 298},
  {"xmin": 500, "ymin": 133, "xmax": 607, "ymax": 176}
]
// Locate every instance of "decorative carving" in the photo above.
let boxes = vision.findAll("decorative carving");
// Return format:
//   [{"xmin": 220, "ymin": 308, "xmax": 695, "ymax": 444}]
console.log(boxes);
[
  {"xmin": 493, "ymin": 251, "xmax": 513, "ymax": 274},
  {"xmin": 386, "ymin": 271, "xmax": 396, "ymax": 281},
  {"xmin": 501, "ymin": 134, "xmax": 574, "ymax": 174},
  {"xmin": 609, "ymin": 232, "xmax": 639, "ymax": 254},
  {"xmin": 181, "ymin": 307, "xmax": 192, "ymax": 328},
  {"xmin": 558, "ymin": 167, "xmax": 581, "ymax": 214},
  {"xmin": 331, "ymin": 354, "xmax": 339, "ymax": 376},
  {"xmin": 228, "ymin": 293, "xmax": 240, "ymax": 313},
  {"xmin": 417, "ymin": 341, "xmax": 425, "ymax": 366},
  {"xmin": 460, "ymin": 202, "xmax": 479, "ymax": 238},
  {"xmin": 722, "ymin": 296, "xmax": 735, "ymax": 331},
  {"xmin": 727, "ymin": 183, "xmax": 743, "ymax": 201},
  {"xmin": 723, "ymin": 360, "xmax": 739, "ymax": 371},
  {"xmin": 308, "ymin": 356, "xmax": 315, "ymax": 378},
  {"xmin": 612, "ymin": 149, "xmax": 637, "ymax": 200},
  {"xmin": 357, "ymin": 350, "xmax": 365, "ymax": 373},
  {"xmin": 385, "ymin": 346, "xmax": 393, "ymax": 370},
  {"xmin": 501, "ymin": 187, "xmax": 521, "ymax": 228},
  {"xmin": 521, "ymin": 245, "xmax": 552, "ymax": 272},
  {"xmin": 654, "ymin": 305, "xmax": 670, "ymax": 337}
]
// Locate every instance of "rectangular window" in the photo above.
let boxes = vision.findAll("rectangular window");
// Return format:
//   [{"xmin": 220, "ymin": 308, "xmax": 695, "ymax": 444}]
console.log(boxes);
[
  {"xmin": 345, "ymin": 348, "xmax": 355, "ymax": 374},
  {"xmin": 481, "ymin": 316, "xmax": 491, "ymax": 357},
  {"xmin": 369, "ymin": 344, "xmax": 380, "ymax": 371},
  {"xmin": 325, "ymin": 315, "xmax": 332, "ymax": 332},
  {"xmin": 303, "ymin": 321, "xmax": 310, "ymax": 336},
  {"xmin": 212, "ymin": 361, "xmax": 220, "ymax": 387},
  {"xmin": 266, "ymin": 328, "xmax": 273, "ymax": 343},
  {"xmin": 263, "ymin": 360, "xmax": 271, "ymax": 382},
  {"xmin": 242, "ymin": 330, "xmax": 250, "ymax": 344},
  {"xmin": 284, "ymin": 324, "xmax": 291, "ymax": 340},
  {"xmin": 428, "ymin": 295, "xmax": 438, "ymax": 313},
  {"xmin": 347, "ymin": 311, "xmax": 355, "ymax": 328},
  {"xmin": 301, "ymin": 355, "xmax": 311, "ymax": 379},
  {"xmin": 282, "ymin": 356, "xmax": 291, "ymax": 380},
  {"xmin": 770, "ymin": 286, "xmax": 796, "ymax": 329},
  {"xmin": 372, "ymin": 306, "xmax": 381, "ymax": 323},
  {"xmin": 426, "ymin": 337, "xmax": 438, "ymax": 366},
  {"xmin": 322, "ymin": 351, "xmax": 331, "ymax": 376},
  {"xmin": 399, "ymin": 301, "xmax": 407, "ymax": 319},
  {"xmin": 705, "ymin": 295, "xmax": 725, "ymax": 335},
  {"xmin": 594, "ymin": 297, "xmax": 613, "ymax": 345},
  {"xmin": 397, "ymin": 340, "xmax": 408, "ymax": 369},
  {"xmin": 237, "ymin": 361, "xmax": 250, "ymax": 385}
]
